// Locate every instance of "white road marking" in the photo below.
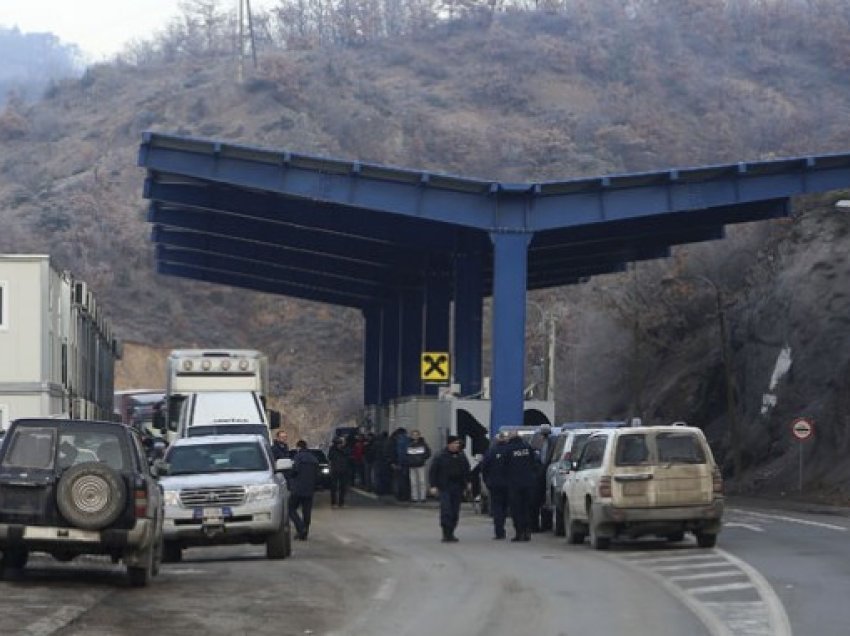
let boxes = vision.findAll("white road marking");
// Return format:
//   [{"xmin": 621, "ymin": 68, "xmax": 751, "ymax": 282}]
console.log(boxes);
[
  {"xmin": 613, "ymin": 547, "xmax": 791, "ymax": 635},
  {"xmin": 669, "ymin": 570, "xmax": 743, "ymax": 582},
  {"xmin": 373, "ymin": 578, "xmax": 395, "ymax": 601},
  {"xmin": 688, "ymin": 582, "xmax": 756, "ymax": 595},
  {"xmin": 373, "ymin": 555, "xmax": 389, "ymax": 564},
  {"xmin": 21, "ymin": 591, "xmax": 111, "ymax": 636},
  {"xmin": 653, "ymin": 561, "xmax": 731, "ymax": 572},
  {"xmin": 704, "ymin": 602, "xmax": 772, "ymax": 635},
  {"xmin": 729, "ymin": 508, "xmax": 847, "ymax": 532},
  {"xmin": 716, "ymin": 549, "xmax": 792, "ymax": 636},
  {"xmin": 163, "ymin": 568, "xmax": 209, "ymax": 575},
  {"xmin": 724, "ymin": 522, "xmax": 765, "ymax": 533},
  {"xmin": 625, "ymin": 553, "xmax": 721, "ymax": 564},
  {"xmin": 333, "ymin": 533, "xmax": 354, "ymax": 545}
]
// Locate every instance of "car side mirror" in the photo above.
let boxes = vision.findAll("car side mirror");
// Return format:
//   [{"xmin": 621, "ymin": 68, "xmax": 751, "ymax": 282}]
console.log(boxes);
[
  {"xmin": 275, "ymin": 458, "xmax": 293, "ymax": 472},
  {"xmin": 152, "ymin": 459, "xmax": 170, "ymax": 476}
]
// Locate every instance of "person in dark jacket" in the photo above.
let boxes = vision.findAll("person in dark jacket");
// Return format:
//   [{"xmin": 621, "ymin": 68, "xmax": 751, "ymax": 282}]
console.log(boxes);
[
  {"xmin": 405, "ymin": 429, "xmax": 432, "ymax": 503},
  {"xmin": 428, "ymin": 435, "xmax": 471, "ymax": 542},
  {"xmin": 328, "ymin": 437, "xmax": 352, "ymax": 507},
  {"xmin": 504, "ymin": 430, "xmax": 537, "ymax": 542},
  {"xmin": 480, "ymin": 431, "xmax": 510, "ymax": 540},
  {"xmin": 272, "ymin": 430, "xmax": 291, "ymax": 460},
  {"xmin": 373, "ymin": 431, "xmax": 392, "ymax": 495},
  {"xmin": 363, "ymin": 432, "xmax": 377, "ymax": 492},
  {"xmin": 392, "ymin": 428, "xmax": 410, "ymax": 501},
  {"xmin": 288, "ymin": 440, "xmax": 319, "ymax": 540}
]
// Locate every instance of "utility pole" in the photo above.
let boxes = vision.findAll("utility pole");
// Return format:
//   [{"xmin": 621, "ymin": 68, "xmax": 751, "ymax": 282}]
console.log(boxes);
[
  {"xmin": 546, "ymin": 313, "xmax": 556, "ymax": 402},
  {"xmin": 236, "ymin": 0, "xmax": 258, "ymax": 84},
  {"xmin": 714, "ymin": 286, "xmax": 742, "ymax": 488}
]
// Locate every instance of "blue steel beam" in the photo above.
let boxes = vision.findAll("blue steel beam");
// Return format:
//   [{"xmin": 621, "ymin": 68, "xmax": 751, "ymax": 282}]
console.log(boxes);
[
  {"xmin": 156, "ymin": 245, "xmax": 394, "ymax": 301},
  {"xmin": 156, "ymin": 262, "xmax": 372, "ymax": 308},
  {"xmin": 140, "ymin": 133, "xmax": 847, "ymax": 234},
  {"xmin": 148, "ymin": 203, "xmax": 425, "ymax": 269},
  {"xmin": 152, "ymin": 226, "xmax": 417, "ymax": 287},
  {"xmin": 489, "ymin": 232, "xmax": 532, "ymax": 435},
  {"xmin": 145, "ymin": 180, "xmax": 456, "ymax": 249},
  {"xmin": 363, "ymin": 306, "xmax": 381, "ymax": 406},
  {"xmin": 530, "ymin": 199, "xmax": 788, "ymax": 249}
]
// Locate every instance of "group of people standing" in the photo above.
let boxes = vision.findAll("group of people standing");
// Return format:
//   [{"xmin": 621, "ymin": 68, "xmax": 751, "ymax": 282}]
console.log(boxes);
[
  {"xmin": 333, "ymin": 427, "xmax": 433, "ymax": 502},
  {"xmin": 428, "ymin": 429, "xmax": 540, "ymax": 543},
  {"xmin": 269, "ymin": 424, "xmax": 543, "ymax": 546}
]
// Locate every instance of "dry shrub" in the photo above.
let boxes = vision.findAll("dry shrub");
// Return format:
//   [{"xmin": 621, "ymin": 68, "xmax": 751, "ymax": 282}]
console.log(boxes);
[{"xmin": 0, "ymin": 107, "xmax": 29, "ymax": 140}]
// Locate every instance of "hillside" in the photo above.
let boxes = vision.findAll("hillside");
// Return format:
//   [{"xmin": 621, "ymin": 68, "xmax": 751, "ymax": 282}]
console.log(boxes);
[{"xmin": 0, "ymin": 3, "xmax": 848, "ymax": 498}]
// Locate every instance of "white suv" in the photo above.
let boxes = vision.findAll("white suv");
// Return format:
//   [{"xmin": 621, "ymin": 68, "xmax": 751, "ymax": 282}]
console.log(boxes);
[
  {"xmin": 158, "ymin": 434, "xmax": 292, "ymax": 562},
  {"xmin": 561, "ymin": 425, "xmax": 723, "ymax": 549}
]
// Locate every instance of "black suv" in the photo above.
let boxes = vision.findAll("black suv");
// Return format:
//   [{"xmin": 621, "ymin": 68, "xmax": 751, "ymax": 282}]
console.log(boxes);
[{"xmin": 0, "ymin": 419, "xmax": 164, "ymax": 586}]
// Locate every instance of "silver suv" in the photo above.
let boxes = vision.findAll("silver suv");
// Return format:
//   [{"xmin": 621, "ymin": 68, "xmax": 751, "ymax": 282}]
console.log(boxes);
[
  {"xmin": 561, "ymin": 425, "xmax": 724, "ymax": 549},
  {"xmin": 158, "ymin": 434, "xmax": 292, "ymax": 562}
]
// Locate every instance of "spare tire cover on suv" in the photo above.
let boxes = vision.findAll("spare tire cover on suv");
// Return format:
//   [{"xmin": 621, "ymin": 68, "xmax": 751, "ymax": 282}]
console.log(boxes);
[{"xmin": 57, "ymin": 463, "xmax": 127, "ymax": 530}]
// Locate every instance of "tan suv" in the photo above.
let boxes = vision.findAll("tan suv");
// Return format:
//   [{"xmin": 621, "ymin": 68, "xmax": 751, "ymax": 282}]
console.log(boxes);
[{"xmin": 561, "ymin": 425, "xmax": 723, "ymax": 549}]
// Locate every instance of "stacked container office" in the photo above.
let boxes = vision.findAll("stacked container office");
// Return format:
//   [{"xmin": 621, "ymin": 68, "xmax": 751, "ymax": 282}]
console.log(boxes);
[{"xmin": 0, "ymin": 254, "xmax": 120, "ymax": 431}]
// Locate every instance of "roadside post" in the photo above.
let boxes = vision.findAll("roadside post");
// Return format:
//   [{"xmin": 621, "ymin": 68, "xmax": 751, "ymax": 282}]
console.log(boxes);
[{"xmin": 789, "ymin": 417, "xmax": 815, "ymax": 492}]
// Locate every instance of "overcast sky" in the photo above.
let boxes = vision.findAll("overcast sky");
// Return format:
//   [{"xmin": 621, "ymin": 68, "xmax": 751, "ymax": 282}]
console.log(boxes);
[{"xmin": 0, "ymin": 1, "xmax": 277, "ymax": 60}]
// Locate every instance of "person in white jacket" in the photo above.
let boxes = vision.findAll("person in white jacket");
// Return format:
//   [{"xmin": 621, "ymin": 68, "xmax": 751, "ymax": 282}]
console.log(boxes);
[{"xmin": 405, "ymin": 429, "xmax": 432, "ymax": 503}]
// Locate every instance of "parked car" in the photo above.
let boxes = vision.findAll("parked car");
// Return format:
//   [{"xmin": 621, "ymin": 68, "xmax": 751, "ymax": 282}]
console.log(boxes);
[
  {"xmin": 158, "ymin": 434, "xmax": 292, "ymax": 562},
  {"xmin": 0, "ymin": 418, "xmax": 164, "ymax": 586},
  {"xmin": 544, "ymin": 428, "xmax": 598, "ymax": 536},
  {"xmin": 308, "ymin": 448, "xmax": 331, "ymax": 490},
  {"xmin": 560, "ymin": 424, "xmax": 724, "ymax": 549}
]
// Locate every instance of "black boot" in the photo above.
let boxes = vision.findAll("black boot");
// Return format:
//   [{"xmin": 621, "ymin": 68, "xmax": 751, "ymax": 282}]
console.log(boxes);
[{"xmin": 441, "ymin": 527, "xmax": 452, "ymax": 542}]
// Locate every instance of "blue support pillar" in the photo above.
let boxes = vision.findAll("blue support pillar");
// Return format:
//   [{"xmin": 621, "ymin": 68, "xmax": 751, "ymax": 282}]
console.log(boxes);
[
  {"xmin": 362, "ymin": 306, "xmax": 381, "ymax": 407},
  {"xmin": 453, "ymin": 243, "xmax": 484, "ymax": 398},
  {"xmin": 489, "ymin": 231, "xmax": 531, "ymax": 437},
  {"xmin": 424, "ymin": 267, "xmax": 451, "ymax": 396},
  {"xmin": 380, "ymin": 299, "xmax": 401, "ymax": 404},
  {"xmin": 400, "ymin": 288, "xmax": 424, "ymax": 396}
]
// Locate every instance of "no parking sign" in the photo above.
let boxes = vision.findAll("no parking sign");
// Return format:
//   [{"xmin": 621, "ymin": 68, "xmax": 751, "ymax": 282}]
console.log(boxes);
[
  {"xmin": 790, "ymin": 417, "xmax": 815, "ymax": 492},
  {"xmin": 790, "ymin": 417, "xmax": 815, "ymax": 442}
]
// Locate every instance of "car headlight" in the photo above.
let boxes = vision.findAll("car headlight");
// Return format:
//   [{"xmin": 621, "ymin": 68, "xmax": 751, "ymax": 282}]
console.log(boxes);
[
  {"xmin": 245, "ymin": 483, "xmax": 279, "ymax": 503},
  {"xmin": 321, "ymin": 468, "xmax": 330, "ymax": 474},
  {"xmin": 163, "ymin": 490, "xmax": 181, "ymax": 507}
]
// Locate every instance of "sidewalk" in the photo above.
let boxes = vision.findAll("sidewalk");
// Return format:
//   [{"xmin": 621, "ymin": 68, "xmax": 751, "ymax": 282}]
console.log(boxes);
[{"xmin": 729, "ymin": 494, "xmax": 850, "ymax": 518}]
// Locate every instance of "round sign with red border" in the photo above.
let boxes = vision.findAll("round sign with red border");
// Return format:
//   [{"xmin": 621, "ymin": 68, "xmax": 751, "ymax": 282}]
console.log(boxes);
[{"xmin": 790, "ymin": 417, "xmax": 815, "ymax": 442}]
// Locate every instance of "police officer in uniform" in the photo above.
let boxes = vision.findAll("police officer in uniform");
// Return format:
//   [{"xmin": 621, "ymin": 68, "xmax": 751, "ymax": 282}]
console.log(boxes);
[
  {"xmin": 428, "ymin": 435, "xmax": 471, "ymax": 542},
  {"xmin": 504, "ymin": 430, "xmax": 537, "ymax": 542},
  {"xmin": 481, "ymin": 431, "xmax": 510, "ymax": 540}
]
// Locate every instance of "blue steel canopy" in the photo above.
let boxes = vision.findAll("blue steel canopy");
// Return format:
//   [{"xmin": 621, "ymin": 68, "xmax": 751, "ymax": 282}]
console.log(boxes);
[{"xmin": 139, "ymin": 132, "xmax": 850, "ymax": 434}]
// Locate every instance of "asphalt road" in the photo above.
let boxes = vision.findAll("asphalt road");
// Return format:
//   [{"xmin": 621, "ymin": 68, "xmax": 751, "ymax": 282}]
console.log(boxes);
[{"xmin": 1, "ymin": 494, "xmax": 848, "ymax": 635}]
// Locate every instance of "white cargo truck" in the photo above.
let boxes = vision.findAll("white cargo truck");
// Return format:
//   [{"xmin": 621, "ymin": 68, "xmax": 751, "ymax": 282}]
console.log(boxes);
[
  {"xmin": 177, "ymin": 391, "xmax": 271, "ymax": 440},
  {"xmin": 164, "ymin": 349, "xmax": 274, "ymax": 443}
]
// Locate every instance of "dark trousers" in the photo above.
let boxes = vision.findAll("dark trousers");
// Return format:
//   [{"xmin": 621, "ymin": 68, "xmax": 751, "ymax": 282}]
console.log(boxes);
[
  {"xmin": 509, "ymin": 484, "xmax": 533, "ymax": 536},
  {"xmin": 375, "ymin": 461, "xmax": 391, "ymax": 495},
  {"xmin": 396, "ymin": 466, "xmax": 411, "ymax": 501},
  {"xmin": 289, "ymin": 494, "xmax": 314, "ymax": 538},
  {"xmin": 489, "ymin": 485, "xmax": 509, "ymax": 538},
  {"xmin": 439, "ymin": 485, "xmax": 463, "ymax": 534},
  {"xmin": 330, "ymin": 473, "xmax": 349, "ymax": 506},
  {"xmin": 363, "ymin": 460, "xmax": 374, "ymax": 491}
]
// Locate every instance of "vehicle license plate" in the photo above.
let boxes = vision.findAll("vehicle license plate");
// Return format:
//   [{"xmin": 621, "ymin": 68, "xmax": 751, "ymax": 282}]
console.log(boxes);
[
  {"xmin": 622, "ymin": 481, "xmax": 646, "ymax": 496},
  {"xmin": 193, "ymin": 507, "xmax": 232, "ymax": 523}
]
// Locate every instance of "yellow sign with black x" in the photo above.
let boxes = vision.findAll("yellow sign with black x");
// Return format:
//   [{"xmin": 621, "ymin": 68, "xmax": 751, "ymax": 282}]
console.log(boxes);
[{"xmin": 421, "ymin": 352, "xmax": 450, "ymax": 382}]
